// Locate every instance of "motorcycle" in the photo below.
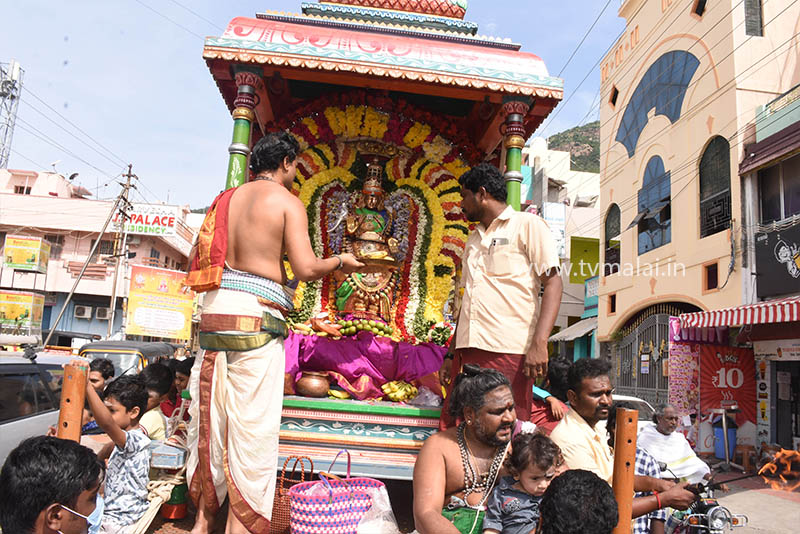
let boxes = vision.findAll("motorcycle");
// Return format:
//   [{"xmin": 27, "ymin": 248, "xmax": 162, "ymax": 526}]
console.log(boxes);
[{"xmin": 664, "ymin": 478, "xmax": 748, "ymax": 534}]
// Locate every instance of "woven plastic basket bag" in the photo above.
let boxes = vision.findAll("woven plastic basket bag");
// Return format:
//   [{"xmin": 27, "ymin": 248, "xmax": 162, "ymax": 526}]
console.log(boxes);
[
  {"xmin": 270, "ymin": 456, "xmax": 313, "ymax": 534},
  {"xmin": 288, "ymin": 450, "xmax": 384, "ymax": 534}
]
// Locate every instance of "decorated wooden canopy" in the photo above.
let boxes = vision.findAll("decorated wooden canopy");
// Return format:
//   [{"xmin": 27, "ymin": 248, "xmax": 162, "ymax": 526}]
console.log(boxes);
[{"xmin": 203, "ymin": 0, "xmax": 563, "ymax": 157}]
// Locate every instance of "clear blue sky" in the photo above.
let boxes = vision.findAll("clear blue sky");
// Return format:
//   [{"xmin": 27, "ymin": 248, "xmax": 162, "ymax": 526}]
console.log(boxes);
[{"xmin": 2, "ymin": 1, "xmax": 624, "ymax": 208}]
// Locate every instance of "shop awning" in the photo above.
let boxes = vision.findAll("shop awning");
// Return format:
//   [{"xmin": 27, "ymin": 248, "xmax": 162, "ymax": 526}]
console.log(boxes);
[
  {"xmin": 549, "ymin": 317, "xmax": 597, "ymax": 342},
  {"xmin": 679, "ymin": 295, "xmax": 800, "ymax": 328}
]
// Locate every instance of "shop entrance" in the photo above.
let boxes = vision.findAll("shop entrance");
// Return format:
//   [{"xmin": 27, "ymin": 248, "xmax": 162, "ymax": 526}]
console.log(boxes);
[{"xmin": 775, "ymin": 361, "xmax": 800, "ymax": 449}]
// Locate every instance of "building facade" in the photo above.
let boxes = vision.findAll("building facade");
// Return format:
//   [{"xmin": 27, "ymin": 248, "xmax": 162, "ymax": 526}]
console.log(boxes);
[
  {"xmin": 598, "ymin": 0, "xmax": 800, "ymax": 408},
  {"xmin": 0, "ymin": 169, "xmax": 194, "ymax": 346},
  {"xmin": 522, "ymin": 138, "xmax": 601, "ymax": 358}
]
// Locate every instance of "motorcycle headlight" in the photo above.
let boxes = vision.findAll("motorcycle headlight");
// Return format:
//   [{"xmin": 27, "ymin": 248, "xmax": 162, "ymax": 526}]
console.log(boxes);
[{"xmin": 708, "ymin": 506, "xmax": 732, "ymax": 530}]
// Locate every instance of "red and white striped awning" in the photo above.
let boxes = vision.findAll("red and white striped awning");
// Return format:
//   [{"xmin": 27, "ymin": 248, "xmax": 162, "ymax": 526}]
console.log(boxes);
[{"xmin": 679, "ymin": 296, "xmax": 800, "ymax": 328}]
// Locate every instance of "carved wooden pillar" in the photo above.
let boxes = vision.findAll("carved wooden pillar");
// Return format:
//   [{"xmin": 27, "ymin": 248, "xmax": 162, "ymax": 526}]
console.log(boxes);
[
  {"xmin": 501, "ymin": 99, "xmax": 530, "ymax": 210},
  {"xmin": 226, "ymin": 69, "xmax": 263, "ymax": 189}
]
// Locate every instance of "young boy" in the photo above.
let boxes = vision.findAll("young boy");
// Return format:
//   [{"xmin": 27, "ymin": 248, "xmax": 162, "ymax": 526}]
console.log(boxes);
[
  {"xmin": 84, "ymin": 372, "xmax": 151, "ymax": 533},
  {"xmin": 138, "ymin": 363, "xmax": 173, "ymax": 441},
  {"xmin": 0, "ymin": 435, "xmax": 104, "ymax": 534}
]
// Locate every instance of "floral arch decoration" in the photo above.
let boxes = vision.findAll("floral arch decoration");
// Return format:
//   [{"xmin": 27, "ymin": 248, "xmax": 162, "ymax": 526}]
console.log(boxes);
[{"xmin": 270, "ymin": 91, "xmax": 478, "ymax": 342}]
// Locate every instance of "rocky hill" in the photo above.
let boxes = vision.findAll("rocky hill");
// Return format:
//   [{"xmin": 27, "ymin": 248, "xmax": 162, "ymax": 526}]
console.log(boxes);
[{"xmin": 547, "ymin": 120, "xmax": 600, "ymax": 173}]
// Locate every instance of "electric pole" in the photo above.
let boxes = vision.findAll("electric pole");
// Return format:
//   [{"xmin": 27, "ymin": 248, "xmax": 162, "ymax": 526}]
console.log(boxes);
[
  {"xmin": 0, "ymin": 60, "xmax": 23, "ymax": 168},
  {"xmin": 107, "ymin": 165, "xmax": 134, "ymax": 338}
]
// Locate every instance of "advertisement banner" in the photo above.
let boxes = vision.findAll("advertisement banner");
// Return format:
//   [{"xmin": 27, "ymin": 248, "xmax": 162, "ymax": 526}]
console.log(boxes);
[
  {"xmin": 753, "ymin": 354, "xmax": 772, "ymax": 445},
  {"xmin": 753, "ymin": 339, "xmax": 800, "ymax": 361},
  {"xmin": 754, "ymin": 222, "xmax": 800, "ymax": 298},
  {"xmin": 2, "ymin": 235, "xmax": 51, "ymax": 273},
  {"xmin": 0, "ymin": 290, "xmax": 44, "ymax": 334},
  {"xmin": 543, "ymin": 202, "xmax": 566, "ymax": 258},
  {"xmin": 126, "ymin": 265, "xmax": 194, "ymax": 340},
  {"xmin": 668, "ymin": 317, "xmax": 701, "ymax": 417},
  {"xmin": 699, "ymin": 345, "xmax": 757, "ymax": 428},
  {"xmin": 114, "ymin": 204, "xmax": 179, "ymax": 237}
]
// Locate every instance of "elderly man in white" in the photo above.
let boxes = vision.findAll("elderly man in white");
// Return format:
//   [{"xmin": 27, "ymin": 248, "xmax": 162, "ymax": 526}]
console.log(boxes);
[{"xmin": 638, "ymin": 404, "xmax": 711, "ymax": 484}]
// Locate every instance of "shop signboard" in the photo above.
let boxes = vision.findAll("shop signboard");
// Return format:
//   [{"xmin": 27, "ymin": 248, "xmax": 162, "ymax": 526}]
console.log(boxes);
[
  {"xmin": 543, "ymin": 202, "xmax": 566, "ymax": 258},
  {"xmin": 754, "ymin": 223, "xmax": 800, "ymax": 298},
  {"xmin": 126, "ymin": 265, "xmax": 194, "ymax": 340},
  {"xmin": 113, "ymin": 204, "xmax": 179, "ymax": 237},
  {"xmin": 699, "ymin": 345, "xmax": 757, "ymax": 428},
  {"xmin": 668, "ymin": 317, "xmax": 701, "ymax": 417},
  {"xmin": 0, "ymin": 290, "xmax": 44, "ymax": 334},
  {"xmin": 753, "ymin": 339, "xmax": 800, "ymax": 361},
  {"xmin": 2, "ymin": 235, "xmax": 51, "ymax": 273}
]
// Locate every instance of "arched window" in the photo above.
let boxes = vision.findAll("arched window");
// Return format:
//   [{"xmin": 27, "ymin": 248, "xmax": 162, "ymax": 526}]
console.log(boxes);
[
  {"xmin": 631, "ymin": 156, "xmax": 671, "ymax": 254},
  {"xmin": 699, "ymin": 136, "xmax": 731, "ymax": 238},
  {"xmin": 604, "ymin": 204, "xmax": 621, "ymax": 275},
  {"xmin": 615, "ymin": 51, "xmax": 700, "ymax": 157}
]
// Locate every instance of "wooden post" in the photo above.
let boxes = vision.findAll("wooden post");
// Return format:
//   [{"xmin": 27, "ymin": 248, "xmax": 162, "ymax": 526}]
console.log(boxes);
[
  {"xmin": 56, "ymin": 362, "xmax": 88, "ymax": 442},
  {"xmin": 612, "ymin": 407, "xmax": 638, "ymax": 534}
]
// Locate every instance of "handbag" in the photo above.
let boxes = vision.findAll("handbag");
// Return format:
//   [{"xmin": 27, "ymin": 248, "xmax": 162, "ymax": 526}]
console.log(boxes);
[
  {"xmin": 271, "ymin": 456, "xmax": 314, "ymax": 534},
  {"xmin": 288, "ymin": 450, "xmax": 384, "ymax": 534}
]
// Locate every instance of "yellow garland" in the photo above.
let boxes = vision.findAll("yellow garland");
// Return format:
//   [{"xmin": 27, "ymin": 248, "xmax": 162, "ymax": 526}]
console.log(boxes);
[
  {"xmin": 301, "ymin": 117, "xmax": 319, "ymax": 138},
  {"xmin": 394, "ymin": 177, "xmax": 450, "ymax": 325},
  {"xmin": 404, "ymin": 122, "xmax": 431, "ymax": 149},
  {"xmin": 345, "ymin": 105, "xmax": 366, "ymax": 139},
  {"xmin": 362, "ymin": 107, "xmax": 389, "ymax": 139},
  {"xmin": 324, "ymin": 107, "xmax": 346, "ymax": 136}
]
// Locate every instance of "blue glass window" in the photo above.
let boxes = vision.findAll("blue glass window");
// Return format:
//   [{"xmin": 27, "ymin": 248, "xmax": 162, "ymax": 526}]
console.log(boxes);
[
  {"xmin": 637, "ymin": 156, "xmax": 671, "ymax": 254},
  {"xmin": 615, "ymin": 51, "xmax": 701, "ymax": 157}
]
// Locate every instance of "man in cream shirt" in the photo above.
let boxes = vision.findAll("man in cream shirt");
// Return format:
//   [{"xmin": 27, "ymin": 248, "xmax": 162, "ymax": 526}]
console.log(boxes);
[
  {"xmin": 550, "ymin": 358, "xmax": 615, "ymax": 483},
  {"xmin": 439, "ymin": 163, "xmax": 563, "ymax": 429}
]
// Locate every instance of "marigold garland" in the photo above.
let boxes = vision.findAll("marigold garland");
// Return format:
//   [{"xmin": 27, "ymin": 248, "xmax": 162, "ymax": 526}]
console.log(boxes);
[{"xmin": 277, "ymin": 98, "xmax": 474, "ymax": 344}]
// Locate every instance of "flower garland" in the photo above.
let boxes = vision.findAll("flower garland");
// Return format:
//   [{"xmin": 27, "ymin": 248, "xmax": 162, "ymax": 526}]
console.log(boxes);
[{"xmin": 279, "ymin": 99, "xmax": 473, "ymax": 344}]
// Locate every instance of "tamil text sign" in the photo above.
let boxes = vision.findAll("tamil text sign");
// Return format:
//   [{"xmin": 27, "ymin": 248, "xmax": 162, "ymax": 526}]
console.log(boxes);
[
  {"xmin": 114, "ymin": 204, "xmax": 179, "ymax": 237},
  {"xmin": 3, "ymin": 235, "xmax": 51, "ymax": 273},
  {"xmin": 126, "ymin": 265, "xmax": 194, "ymax": 340}
]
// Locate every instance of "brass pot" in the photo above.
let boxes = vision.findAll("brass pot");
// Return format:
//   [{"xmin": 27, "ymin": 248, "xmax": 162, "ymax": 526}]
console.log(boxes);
[{"xmin": 295, "ymin": 371, "xmax": 330, "ymax": 398}]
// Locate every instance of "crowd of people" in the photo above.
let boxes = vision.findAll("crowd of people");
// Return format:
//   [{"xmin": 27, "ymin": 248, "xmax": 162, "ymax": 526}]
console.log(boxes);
[
  {"xmin": 0, "ymin": 355, "xmax": 194, "ymax": 534},
  {"xmin": 0, "ymin": 131, "xmax": 715, "ymax": 534}
]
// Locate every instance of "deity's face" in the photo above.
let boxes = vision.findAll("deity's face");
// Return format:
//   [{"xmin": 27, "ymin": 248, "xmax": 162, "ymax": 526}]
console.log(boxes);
[{"xmin": 363, "ymin": 190, "xmax": 383, "ymax": 210}]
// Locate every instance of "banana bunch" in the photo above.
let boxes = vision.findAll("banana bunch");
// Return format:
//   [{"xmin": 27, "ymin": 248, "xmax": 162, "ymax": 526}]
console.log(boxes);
[
  {"xmin": 327, "ymin": 388, "xmax": 351, "ymax": 400},
  {"xmin": 381, "ymin": 380, "xmax": 418, "ymax": 402}
]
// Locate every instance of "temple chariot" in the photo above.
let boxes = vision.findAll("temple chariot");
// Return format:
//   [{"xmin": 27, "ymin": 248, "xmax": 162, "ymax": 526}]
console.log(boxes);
[{"xmin": 203, "ymin": 0, "xmax": 562, "ymax": 478}]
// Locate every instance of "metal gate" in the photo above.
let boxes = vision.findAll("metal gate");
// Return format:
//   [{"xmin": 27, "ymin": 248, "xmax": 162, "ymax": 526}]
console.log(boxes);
[{"xmin": 614, "ymin": 313, "xmax": 670, "ymax": 407}]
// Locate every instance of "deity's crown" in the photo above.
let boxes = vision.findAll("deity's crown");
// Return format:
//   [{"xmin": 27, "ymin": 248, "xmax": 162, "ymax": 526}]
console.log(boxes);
[{"xmin": 363, "ymin": 175, "xmax": 383, "ymax": 194}]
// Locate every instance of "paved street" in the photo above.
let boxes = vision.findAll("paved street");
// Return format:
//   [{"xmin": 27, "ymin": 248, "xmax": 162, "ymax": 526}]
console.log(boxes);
[{"xmin": 715, "ymin": 473, "xmax": 800, "ymax": 534}]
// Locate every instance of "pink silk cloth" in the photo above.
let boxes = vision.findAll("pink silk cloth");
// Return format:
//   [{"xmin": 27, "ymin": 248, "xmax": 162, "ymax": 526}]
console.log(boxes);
[{"xmin": 284, "ymin": 331, "xmax": 446, "ymax": 400}]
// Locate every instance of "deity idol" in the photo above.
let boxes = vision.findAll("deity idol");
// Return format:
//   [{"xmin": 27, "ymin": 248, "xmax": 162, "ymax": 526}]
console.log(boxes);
[{"xmin": 334, "ymin": 161, "xmax": 402, "ymax": 320}]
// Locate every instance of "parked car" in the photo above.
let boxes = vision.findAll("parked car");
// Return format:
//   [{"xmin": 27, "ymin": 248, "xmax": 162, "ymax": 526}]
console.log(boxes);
[
  {"xmin": 0, "ymin": 352, "xmax": 65, "ymax": 463},
  {"xmin": 78, "ymin": 341, "xmax": 175, "ymax": 377},
  {"xmin": 612, "ymin": 393, "xmax": 657, "ymax": 433}
]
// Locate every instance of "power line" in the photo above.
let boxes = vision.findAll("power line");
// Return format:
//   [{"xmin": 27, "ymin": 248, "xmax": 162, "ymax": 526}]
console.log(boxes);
[
  {"xmin": 14, "ymin": 119, "xmax": 120, "ymax": 177},
  {"xmin": 19, "ymin": 97, "xmax": 128, "ymax": 171},
  {"xmin": 22, "ymin": 88, "xmax": 129, "ymax": 168},
  {"xmin": 557, "ymin": 0, "xmax": 615, "ymax": 78},
  {"xmin": 164, "ymin": 0, "xmax": 225, "ymax": 32},
  {"xmin": 130, "ymin": 0, "xmax": 206, "ymax": 39}
]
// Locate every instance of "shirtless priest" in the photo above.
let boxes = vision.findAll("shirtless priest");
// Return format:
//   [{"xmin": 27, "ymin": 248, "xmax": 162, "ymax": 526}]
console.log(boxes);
[
  {"xmin": 413, "ymin": 365, "xmax": 516, "ymax": 534},
  {"xmin": 185, "ymin": 131, "xmax": 362, "ymax": 534}
]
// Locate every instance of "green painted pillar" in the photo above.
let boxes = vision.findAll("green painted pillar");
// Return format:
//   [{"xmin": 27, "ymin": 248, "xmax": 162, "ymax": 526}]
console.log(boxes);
[
  {"xmin": 225, "ymin": 69, "xmax": 264, "ymax": 190},
  {"xmin": 501, "ymin": 99, "xmax": 531, "ymax": 211}
]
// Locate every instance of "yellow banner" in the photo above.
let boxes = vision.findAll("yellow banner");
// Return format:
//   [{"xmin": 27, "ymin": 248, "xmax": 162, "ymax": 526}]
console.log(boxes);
[
  {"xmin": 0, "ymin": 290, "xmax": 45, "ymax": 333},
  {"xmin": 3, "ymin": 235, "xmax": 51, "ymax": 273},
  {"xmin": 126, "ymin": 265, "xmax": 194, "ymax": 340}
]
